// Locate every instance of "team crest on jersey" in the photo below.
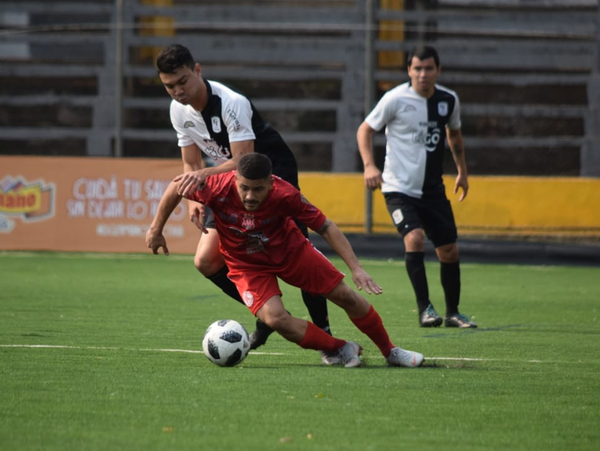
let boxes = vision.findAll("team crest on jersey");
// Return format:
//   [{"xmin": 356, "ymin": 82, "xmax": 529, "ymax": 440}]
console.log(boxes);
[
  {"xmin": 211, "ymin": 116, "xmax": 222, "ymax": 133},
  {"xmin": 438, "ymin": 102, "xmax": 448, "ymax": 117},
  {"xmin": 183, "ymin": 121, "xmax": 195, "ymax": 128},
  {"xmin": 241, "ymin": 214, "xmax": 256, "ymax": 230}
]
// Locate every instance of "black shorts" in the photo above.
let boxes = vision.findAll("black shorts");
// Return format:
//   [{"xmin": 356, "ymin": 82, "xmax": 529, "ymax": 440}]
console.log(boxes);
[
  {"xmin": 204, "ymin": 207, "xmax": 216, "ymax": 229},
  {"xmin": 384, "ymin": 192, "xmax": 457, "ymax": 248}
]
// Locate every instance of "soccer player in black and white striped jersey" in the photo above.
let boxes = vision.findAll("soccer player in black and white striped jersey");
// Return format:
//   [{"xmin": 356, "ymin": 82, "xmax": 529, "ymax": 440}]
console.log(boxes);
[{"xmin": 356, "ymin": 46, "xmax": 477, "ymax": 328}]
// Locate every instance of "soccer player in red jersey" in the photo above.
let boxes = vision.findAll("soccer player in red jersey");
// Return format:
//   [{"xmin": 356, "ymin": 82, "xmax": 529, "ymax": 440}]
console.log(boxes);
[{"xmin": 146, "ymin": 153, "xmax": 424, "ymax": 368}]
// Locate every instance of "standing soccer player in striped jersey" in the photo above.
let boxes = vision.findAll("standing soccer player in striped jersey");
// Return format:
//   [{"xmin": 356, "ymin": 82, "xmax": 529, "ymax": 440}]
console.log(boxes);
[{"xmin": 356, "ymin": 46, "xmax": 477, "ymax": 328}]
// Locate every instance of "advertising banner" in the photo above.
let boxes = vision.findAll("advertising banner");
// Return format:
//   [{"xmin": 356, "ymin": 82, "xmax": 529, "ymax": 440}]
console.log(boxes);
[{"xmin": 0, "ymin": 156, "xmax": 201, "ymax": 254}]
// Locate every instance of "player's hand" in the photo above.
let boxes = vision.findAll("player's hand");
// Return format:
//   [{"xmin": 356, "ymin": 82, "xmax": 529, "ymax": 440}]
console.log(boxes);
[
  {"xmin": 145, "ymin": 229, "xmax": 169, "ymax": 255},
  {"xmin": 352, "ymin": 268, "xmax": 383, "ymax": 295},
  {"xmin": 188, "ymin": 201, "xmax": 208, "ymax": 234},
  {"xmin": 364, "ymin": 166, "xmax": 383, "ymax": 191},
  {"xmin": 174, "ymin": 170, "xmax": 207, "ymax": 197},
  {"xmin": 454, "ymin": 174, "xmax": 469, "ymax": 202}
]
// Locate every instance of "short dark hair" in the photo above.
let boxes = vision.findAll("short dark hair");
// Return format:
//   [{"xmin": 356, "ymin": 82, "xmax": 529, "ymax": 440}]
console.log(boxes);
[
  {"xmin": 238, "ymin": 153, "xmax": 272, "ymax": 180},
  {"xmin": 156, "ymin": 44, "xmax": 195, "ymax": 74},
  {"xmin": 407, "ymin": 46, "xmax": 440, "ymax": 68}
]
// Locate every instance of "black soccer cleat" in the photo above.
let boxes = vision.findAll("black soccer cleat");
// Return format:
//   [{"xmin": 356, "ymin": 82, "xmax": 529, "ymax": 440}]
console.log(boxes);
[
  {"xmin": 249, "ymin": 318, "xmax": 275, "ymax": 350},
  {"xmin": 419, "ymin": 304, "xmax": 443, "ymax": 328},
  {"xmin": 445, "ymin": 313, "xmax": 478, "ymax": 328}
]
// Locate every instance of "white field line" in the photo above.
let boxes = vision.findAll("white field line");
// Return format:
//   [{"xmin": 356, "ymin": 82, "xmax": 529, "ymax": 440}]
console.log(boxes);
[
  {"xmin": 0, "ymin": 344, "xmax": 540, "ymax": 362},
  {"xmin": 0, "ymin": 344, "xmax": 284, "ymax": 355}
]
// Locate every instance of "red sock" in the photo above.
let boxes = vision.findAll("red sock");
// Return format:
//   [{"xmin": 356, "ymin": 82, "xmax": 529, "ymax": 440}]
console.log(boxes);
[
  {"xmin": 298, "ymin": 321, "xmax": 346, "ymax": 353},
  {"xmin": 351, "ymin": 305, "xmax": 395, "ymax": 357}
]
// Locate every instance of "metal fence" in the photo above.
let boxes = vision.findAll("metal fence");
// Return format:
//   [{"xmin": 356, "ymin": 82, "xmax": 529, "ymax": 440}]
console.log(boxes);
[{"xmin": 1, "ymin": 0, "xmax": 599, "ymax": 176}]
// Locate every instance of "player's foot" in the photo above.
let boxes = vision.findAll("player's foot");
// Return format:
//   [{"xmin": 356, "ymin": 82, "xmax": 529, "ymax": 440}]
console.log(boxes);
[
  {"xmin": 419, "ymin": 304, "xmax": 443, "ymax": 328},
  {"xmin": 445, "ymin": 313, "xmax": 478, "ymax": 328},
  {"xmin": 249, "ymin": 318, "xmax": 275, "ymax": 350},
  {"xmin": 320, "ymin": 350, "xmax": 342, "ymax": 365},
  {"xmin": 338, "ymin": 341, "xmax": 363, "ymax": 368},
  {"xmin": 386, "ymin": 347, "xmax": 424, "ymax": 368}
]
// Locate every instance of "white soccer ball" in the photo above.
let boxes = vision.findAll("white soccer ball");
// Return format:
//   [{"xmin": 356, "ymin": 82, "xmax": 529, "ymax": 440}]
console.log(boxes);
[{"xmin": 202, "ymin": 319, "xmax": 251, "ymax": 367}]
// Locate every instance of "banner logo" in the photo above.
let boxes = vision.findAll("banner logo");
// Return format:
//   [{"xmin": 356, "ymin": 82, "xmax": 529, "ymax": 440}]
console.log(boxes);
[{"xmin": 0, "ymin": 176, "xmax": 55, "ymax": 230}]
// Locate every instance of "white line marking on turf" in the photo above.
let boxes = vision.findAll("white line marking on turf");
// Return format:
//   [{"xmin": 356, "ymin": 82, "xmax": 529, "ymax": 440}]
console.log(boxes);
[
  {"xmin": 0, "ymin": 344, "xmax": 538, "ymax": 361},
  {"xmin": 0, "ymin": 344, "xmax": 285, "ymax": 355}
]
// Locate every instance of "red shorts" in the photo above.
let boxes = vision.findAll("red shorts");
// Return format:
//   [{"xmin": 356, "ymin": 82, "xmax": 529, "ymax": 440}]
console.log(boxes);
[{"xmin": 227, "ymin": 240, "xmax": 344, "ymax": 316}]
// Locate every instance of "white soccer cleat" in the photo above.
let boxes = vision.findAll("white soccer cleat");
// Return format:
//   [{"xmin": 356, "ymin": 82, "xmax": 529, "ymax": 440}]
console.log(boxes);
[
  {"xmin": 338, "ymin": 341, "xmax": 363, "ymax": 368},
  {"xmin": 386, "ymin": 347, "xmax": 424, "ymax": 368},
  {"xmin": 320, "ymin": 350, "xmax": 343, "ymax": 365}
]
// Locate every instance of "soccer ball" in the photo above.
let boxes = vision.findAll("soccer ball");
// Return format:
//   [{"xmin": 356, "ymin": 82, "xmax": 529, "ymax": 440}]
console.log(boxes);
[{"xmin": 202, "ymin": 319, "xmax": 251, "ymax": 367}]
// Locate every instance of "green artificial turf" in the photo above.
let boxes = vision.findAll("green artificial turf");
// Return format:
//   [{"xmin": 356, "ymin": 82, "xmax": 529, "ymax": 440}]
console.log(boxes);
[{"xmin": 0, "ymin": 251, "xmax": 598, "ymax": 451}]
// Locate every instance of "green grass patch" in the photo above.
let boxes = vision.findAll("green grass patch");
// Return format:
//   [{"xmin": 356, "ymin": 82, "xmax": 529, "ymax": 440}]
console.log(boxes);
[{"xmin": 0, "ymin": 251, "xmax": 599, "ymax": 451}]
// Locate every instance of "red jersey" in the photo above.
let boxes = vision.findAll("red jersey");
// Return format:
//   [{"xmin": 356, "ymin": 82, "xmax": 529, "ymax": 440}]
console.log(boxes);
[{"xmin": 188, "ymin": 172, "xmax": 327, "ymax": 271}]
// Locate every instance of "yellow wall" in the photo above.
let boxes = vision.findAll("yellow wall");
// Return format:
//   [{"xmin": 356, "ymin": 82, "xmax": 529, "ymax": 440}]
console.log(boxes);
[{"xmin": 299, "ymin": 173, "xmax": 600, "ymax": 238}]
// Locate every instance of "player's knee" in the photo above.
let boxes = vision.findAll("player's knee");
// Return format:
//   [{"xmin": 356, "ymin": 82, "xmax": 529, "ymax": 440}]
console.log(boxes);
[
  {"xmin": 194, "ymin": 254, "xmax": 222, "ymax": 276},
  {"xmin": 264, "ymin": 311, "xmax": 293, "ymax": 333},
  {"xmin": 404, "ymin": 228, "xmax": 425, "ymax": 250},
  {"xmin": 436, "ymin": 243, "xmax": 459, "ymax": 262}
]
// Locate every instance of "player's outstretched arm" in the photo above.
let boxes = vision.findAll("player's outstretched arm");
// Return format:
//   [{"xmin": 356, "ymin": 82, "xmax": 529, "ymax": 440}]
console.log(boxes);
[
  {"xmin": 145, "ymin": 181, "xmax": 183, "ymax": 255},
  {"xmin": 316, "ymin": 219, "xmax": 382, "ymax": 295}
]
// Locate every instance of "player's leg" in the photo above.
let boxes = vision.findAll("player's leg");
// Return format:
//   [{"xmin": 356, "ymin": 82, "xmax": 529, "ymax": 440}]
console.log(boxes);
[
  {"xmin": 384, "ymin": 193, "xmax": 441, "ymax": 327},
  {"xmin": 325, "ymin": 281, "xmax": 424, "ymax": 367},
  {"xmin": 231, "ymin": 268, "xmax": 362, "ymax": 368},
  {"xmin": 256, "ymin": 298, "xmax": 362, "ymax": 368},
  {"xmin": 294, "ymin": 221, "xmax": 332, "ymax": 334},
  {"xmin": 426, "ymin": 199, "xmax": 477, "ymax": 328},
  {"xmin": 280, "ymin": 241, "xmax": 423, "ymax": 367},
  {"xmin": 194, "ymin": 212, "xmax": 276, "ymax": 346}
]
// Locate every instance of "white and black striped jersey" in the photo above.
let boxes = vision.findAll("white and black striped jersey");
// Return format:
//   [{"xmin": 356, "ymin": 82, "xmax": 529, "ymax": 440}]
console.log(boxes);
[
  {"xmin": 366, "ymin": 82, "xmax": 461, "ymax": 199},
  {"xmin": 169, "ymin": 78, "xmax": 298, "ymax": 186}
]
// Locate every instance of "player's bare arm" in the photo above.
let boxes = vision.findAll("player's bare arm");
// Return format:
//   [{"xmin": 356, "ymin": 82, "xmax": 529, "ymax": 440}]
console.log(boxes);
[
  {"xmin": 179, "ymin": 144, "xmax": 208, "ymax": 230},
  {"xmin": 356, "ymin": 121, "xmax": 383, "ymax": 191},
  {"xmin": 447, "ymin": 128, "xmax": 469, "ymax": 202},
  {"xmin": 146, "ymin": 181, "xmax": 184, "ymax": 255},
  {"xmin": 316, "ymin": 218, "xmax": 382, "ymax": 295},
  {"xmin": 176, "ymin": 140, "xmax": 255, "ymax": 196}
]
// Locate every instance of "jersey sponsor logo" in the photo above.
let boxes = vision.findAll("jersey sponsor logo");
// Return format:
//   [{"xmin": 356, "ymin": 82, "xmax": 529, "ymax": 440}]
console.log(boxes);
[
  {"xmin": 246, "ymin": 231, "xmax": 269, "ymax": 254},
  {"xmin": 211, "ymin": 116, "xmax": 221, "ymax": 133},
  {"xmin": 425, "ymin": 127, "xmax": 442, "ymax": 151},
  {"xmin": 242, "ymin": 291, "xmax": 254, "ymax": 307},
  {"xmin": 241, "ymin": 214, "xmax": 256, "ymax": 230},
  {"xmin": 413, "ymin": 127, "xmax": 442, "ymax": 151},
  {"xmin": 216, "ymin": 211, "xmax": 238, "ymax": 223},
  {"xmin": 183, "ymin": 121, "xmax": 195, "ymax": 128},
  {"xmin": 438, "ymin": 102, "xmax": 448, "ymax": 117},
  {"xmin": 202, "ymin": 140, "xmax": 232, "ymax": 161},
  {"xmin": 225, "ymin": 107, "xmax": 241, "ymax": 131}
]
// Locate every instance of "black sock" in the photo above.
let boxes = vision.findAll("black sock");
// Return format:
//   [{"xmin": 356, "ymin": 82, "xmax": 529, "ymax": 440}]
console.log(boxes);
[
  {"xmin": 206, "ymin": 265, "xmax": 244, "ymax": 306},
  {"xmin": 405, "ymin": 252, "xmax": 430, "ymax": 314},
  {"xmin": 440, "ymin": 261, "xmax": 461, "ymax": 317},
  {"xmin": 301, "ymin": 290, "xmax": 332, "ymax": 335}
]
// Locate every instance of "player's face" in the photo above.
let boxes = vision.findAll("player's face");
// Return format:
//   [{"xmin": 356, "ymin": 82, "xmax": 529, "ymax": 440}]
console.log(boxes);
[
  {"xmin": 407, "ymin": 56, "xmax": 440, "ymax": 98},
  {"xmin": 159, "ymin": 63, "xmax": 203, "ymax": 108},
  {"xmin": 235, "ymin": 175, "xmax": 273, "ymax": 211}
]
